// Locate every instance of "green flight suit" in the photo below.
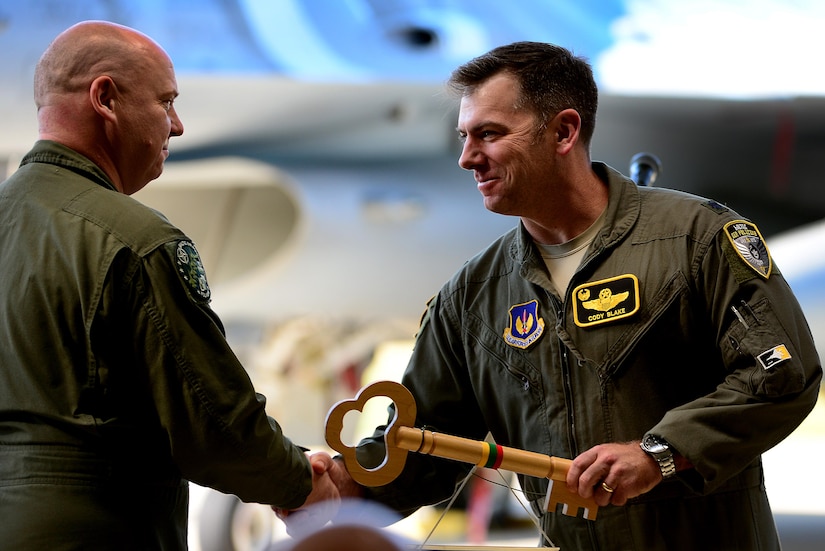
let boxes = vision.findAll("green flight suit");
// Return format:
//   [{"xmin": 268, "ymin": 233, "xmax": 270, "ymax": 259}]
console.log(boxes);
[
  {"xmin": 356, "ymin": 163, "xmax": 822, "ymax": 550},
  {"xmin": 0, "ymin": 141, "xmax": 311, "ymax": 550}
]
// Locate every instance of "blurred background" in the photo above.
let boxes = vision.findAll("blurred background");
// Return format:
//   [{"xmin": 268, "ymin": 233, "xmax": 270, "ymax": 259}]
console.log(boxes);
[{"xmin": 1, "ymin": 1, "xmax": 823, "ymax": 549}]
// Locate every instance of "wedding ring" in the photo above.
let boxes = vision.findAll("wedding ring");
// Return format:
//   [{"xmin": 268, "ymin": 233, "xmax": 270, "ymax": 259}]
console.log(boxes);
[{"xmin": 601, "ymin": 481, "xmax": 615, "ymax": 493}]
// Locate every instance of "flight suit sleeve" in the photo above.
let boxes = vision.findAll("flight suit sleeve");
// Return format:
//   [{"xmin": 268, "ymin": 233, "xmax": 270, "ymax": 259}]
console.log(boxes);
[
  {"xmin": 355, "ymin": 292, "xmax": 485, "ymax": 516},
  {"xmin": 126, "ymin": 239, "xmax": 312, "ymax": 508},
  {"xmin": 653, "ymin": 221, "xmax": 822, "ymax": 493}
]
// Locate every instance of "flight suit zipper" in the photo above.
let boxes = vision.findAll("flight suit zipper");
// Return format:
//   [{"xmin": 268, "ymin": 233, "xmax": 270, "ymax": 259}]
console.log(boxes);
[{"xmin": 560, "ymin": 323, "xmax": 578, "ymax": 457}]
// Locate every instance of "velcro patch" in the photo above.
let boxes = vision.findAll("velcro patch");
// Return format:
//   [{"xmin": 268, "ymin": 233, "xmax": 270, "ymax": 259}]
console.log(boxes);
[
  {"xmin": 723, "ymin": 220, "xmax": 771, "ymax": 279},
  {"xmin": 503, "ymin": 300, "xmax": 545, "ymax": 349},
  {"xmin": 573, "ymin": 274, "xmax": 639, "ymax": 328},
  {"xmin": 702, "ymin": 200, "xmax": 730, "ymax": 214},
  {"xmin": 757, "ymin": 344, "xmax": 792, "ymax": 370},
  {"xmin": 175, "ymin": 240, "xmax": 211, "ymax": 302}
]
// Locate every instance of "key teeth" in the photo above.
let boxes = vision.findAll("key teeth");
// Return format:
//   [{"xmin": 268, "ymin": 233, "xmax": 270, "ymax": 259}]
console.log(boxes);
[{"xmin": 544, "ymin": 479, "xmax": 599, "ymax": 521}]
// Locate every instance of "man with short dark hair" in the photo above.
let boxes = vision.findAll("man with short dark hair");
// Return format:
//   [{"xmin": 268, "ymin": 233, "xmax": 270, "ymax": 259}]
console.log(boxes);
[{"xmin": 299, "ymin": 42, "xmax": 822, "ymax": 550}]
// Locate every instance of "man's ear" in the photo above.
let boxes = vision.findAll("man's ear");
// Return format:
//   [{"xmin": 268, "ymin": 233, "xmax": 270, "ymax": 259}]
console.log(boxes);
[
  {"xmin": 553, "ymin": 108, "xmax": 581, "ymax": 155},
  {"xmin": 89, "ymin": 75, "xmax": 117, "ymax": 121}
]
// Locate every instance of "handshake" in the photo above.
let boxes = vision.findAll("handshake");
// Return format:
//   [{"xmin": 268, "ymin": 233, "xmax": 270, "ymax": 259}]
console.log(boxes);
[
  {"xmin": 272, "ymin": 452, "xmax": 363, "ymax": 537},
  {"xmin": 271, "ymin": 453, "xmax": 408, "ymax": 550}
]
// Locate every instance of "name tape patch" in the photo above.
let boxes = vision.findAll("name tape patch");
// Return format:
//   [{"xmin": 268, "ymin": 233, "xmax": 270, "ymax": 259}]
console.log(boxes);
[{"xmin": 573, "ymin": 274, "xmax": 640, "ymax": 328}]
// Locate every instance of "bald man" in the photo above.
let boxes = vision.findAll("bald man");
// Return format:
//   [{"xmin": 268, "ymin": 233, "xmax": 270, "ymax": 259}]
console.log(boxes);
[
  {"xmin": 286, "ymin": 525, "xmax": 404, "ymax": 551},
  {"xmin": 0, "ymin": 21, "xmax": 337, "ymax": 550}
]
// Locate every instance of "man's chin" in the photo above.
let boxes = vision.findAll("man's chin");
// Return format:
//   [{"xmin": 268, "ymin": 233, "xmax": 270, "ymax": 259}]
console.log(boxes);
[
  {"xmin": 149, "ymin": 162, "xmax": 166, "ymax": 182},
  {"xmin": 482, "ymin": 196, "xmax": 505, "ymax": 214},
  {"xmin": 126, "ymin": 170, "xmax": 162, "ymax": 196}
]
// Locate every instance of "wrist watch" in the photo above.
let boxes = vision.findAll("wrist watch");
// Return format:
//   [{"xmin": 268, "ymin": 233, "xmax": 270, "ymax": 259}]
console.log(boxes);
[{"xmin": 640, "ymin": 434, "xmax": 677, "ymax": 479}]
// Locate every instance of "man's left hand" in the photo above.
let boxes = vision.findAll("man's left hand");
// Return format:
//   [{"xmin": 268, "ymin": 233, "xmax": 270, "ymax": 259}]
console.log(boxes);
[{"xmin": 566, "ymin": 441, "xmax": 662, "ymax": 507}]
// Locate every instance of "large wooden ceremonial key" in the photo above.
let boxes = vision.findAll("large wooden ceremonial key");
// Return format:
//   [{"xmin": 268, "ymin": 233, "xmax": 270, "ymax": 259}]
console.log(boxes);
[{"xmin": 325, "ymin": 380, "xmax": 599, "ymax": 521}]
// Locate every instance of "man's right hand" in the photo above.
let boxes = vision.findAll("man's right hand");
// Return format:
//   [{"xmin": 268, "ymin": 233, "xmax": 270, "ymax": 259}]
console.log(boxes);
[{"xmin": 274, "ymin": 452, "xmax": 364, "ymax": 537}]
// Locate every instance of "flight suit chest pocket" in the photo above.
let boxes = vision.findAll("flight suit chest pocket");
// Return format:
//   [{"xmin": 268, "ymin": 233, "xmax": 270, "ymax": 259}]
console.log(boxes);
[
  {"xmin": 464, "ymin": 310, "xmax": 543, "ymax": 392},
  {"xmin": 563, "ymin": 271, "xmax": 690, "ymax": 380}
]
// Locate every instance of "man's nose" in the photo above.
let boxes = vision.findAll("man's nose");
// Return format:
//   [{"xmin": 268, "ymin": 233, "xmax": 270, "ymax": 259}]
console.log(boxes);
[
  {"xmin": 170, "ymin": 108, "xmax": 184, "ymax": 137},
  {"xmin": 458, "ymin": 138, "xmax": 479, "ymax": 170}
]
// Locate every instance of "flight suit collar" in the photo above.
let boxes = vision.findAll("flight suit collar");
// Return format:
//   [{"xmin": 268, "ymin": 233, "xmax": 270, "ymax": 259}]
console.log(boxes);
[
  {"xmin": 20, "ymin": 140, "xmax": 118, "ymax": 193},
  {"xmin": 590, "ymin": 161, "xmax": 642, "ymax": 254},
  {"xmin": 511, "ymin": 161, "xmax": 642, "ymax": 269}
]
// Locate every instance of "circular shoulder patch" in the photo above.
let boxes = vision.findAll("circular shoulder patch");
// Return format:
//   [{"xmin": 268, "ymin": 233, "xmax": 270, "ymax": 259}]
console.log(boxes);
[
  {"xmin": 175, "ymin": 240, "xmax": 211, "ymax": 301},
  {"xmin": 723, "ymin": 220, "xmax": 771, "ymax": 279}
]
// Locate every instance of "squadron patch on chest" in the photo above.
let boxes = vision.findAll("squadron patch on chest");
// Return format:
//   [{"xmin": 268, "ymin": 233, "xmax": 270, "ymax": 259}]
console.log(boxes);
[
  {"xmin": 503, "ymin": 300, "xmax": 545, "ymax": 349},
  {"xmin": 573, "ymin": 274, "xmax": 639, "ymax": 328},
  {"xmin": 723, "ymin": 220, "xmax": 772, "ymax": 279},
  {"xmin": 175, "ymin": 240, "xmax": 211, "ymax": 302}
]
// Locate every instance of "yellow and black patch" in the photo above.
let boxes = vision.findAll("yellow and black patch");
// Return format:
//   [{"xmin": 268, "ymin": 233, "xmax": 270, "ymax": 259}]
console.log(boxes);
[
  {"xmin": 723, "ymin": 220, "xmax": 771, "ymax": 279},
  {"xmin": 573, "ymin": 274, "xmax": 639, "ymax": 328},
  {"xmin": 757, "ymin": 344, "xmax": 792, "ymax": 370},
  {"xmin": 175, "ymin": 240, "xmax": 211, "ymax": 302}
]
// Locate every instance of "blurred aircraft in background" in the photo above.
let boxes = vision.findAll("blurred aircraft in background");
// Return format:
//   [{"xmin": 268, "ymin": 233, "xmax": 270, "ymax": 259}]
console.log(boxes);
[{"xmin": 1, "ymin": 1, "xmax": 823, "ymax": 550}]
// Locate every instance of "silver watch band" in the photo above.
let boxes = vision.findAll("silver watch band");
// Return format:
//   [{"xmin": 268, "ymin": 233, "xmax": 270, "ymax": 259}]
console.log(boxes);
[
  {"xmin": 655, "ymin": 455, "xmax": 677, "ymax": 479},
  {"xmin": 640, "ymin": 435, "xmax": 677, "ymax": 479}
]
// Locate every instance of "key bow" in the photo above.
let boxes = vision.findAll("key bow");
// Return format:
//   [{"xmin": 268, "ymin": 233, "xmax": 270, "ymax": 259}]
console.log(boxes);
[{"xmin": 325, "ymin": 380, "xmax": 417, "ymax": 486}]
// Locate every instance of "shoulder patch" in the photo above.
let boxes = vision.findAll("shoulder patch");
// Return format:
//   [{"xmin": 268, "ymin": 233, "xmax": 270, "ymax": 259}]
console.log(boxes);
[
  {"xmin": 174, "ymin": 240, "xmax": 211, "ymax": 302},
  {"xmin": 723, "ymin": 220, "xmax": 771, "ymax": 279},
  {"xmin": 417, "ymin": 294, "xmax": 436, "ymax": 335},
  {"xmin": 573, "ymin": 274, "xmax": 640, "ymax": 328},
  {"xmin": 757, "ymin": 344, "xmax": 792, "ymax": 370}
]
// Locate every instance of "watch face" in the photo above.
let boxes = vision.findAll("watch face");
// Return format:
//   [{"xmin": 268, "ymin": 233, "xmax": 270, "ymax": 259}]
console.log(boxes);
[
  {"xmin": 641, "ymin": 434, "xmax": 677, "ymax": 479},
  {"xmin": 643, "ymin": 434, "xmax": 668, "ymax": 454}
]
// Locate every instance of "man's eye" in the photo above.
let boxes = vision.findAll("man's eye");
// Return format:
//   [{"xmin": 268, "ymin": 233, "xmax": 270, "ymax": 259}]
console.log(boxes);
[{"xmin": 161, "ymin": 100, "xmax": 173, "ymax": 111}]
